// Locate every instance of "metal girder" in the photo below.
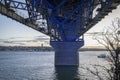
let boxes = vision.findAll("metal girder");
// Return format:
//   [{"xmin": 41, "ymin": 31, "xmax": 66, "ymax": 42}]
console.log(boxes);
[
  {"xmin": 0, "ymin": 0, "xmax": 44, "ymax": 13},
  {"xmin": 0, "ymin": 1, "xmax": 60, "ymax": 40},
  {"xmin": 0, "ymin": 0, "xmax": 27, "ymax": 10},
  {"xmin": 78, "ymin": 2, "xmax": 120, "ymax": 37},
  {"xmin": 44, "ymin": 0, "xmax": 114, "ymax": 41}
]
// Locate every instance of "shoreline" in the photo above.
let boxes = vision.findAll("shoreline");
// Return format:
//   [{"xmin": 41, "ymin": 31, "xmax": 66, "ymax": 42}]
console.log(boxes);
[{"xmin": 0, "ymin": 46, "xmax": 107, "ymax": 52}]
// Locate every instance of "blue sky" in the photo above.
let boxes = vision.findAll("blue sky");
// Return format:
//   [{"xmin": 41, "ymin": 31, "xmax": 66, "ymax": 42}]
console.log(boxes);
[
  {"xmin": 0, "ymin": 5, "xmax": 120, "ymax": 47},
  {"xmin": 0, "ymin": 14, "xmax": 50, "ymax": 46}
]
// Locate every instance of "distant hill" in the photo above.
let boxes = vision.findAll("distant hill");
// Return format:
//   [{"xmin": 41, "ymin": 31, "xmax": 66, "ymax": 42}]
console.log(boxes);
[
  {"xmin": 0, "ymin": 46, "xmax": 54, "ymax": 52},
  {"xmin": 0, "ymin": 46, "xmax": 107, "ymax": 52}
]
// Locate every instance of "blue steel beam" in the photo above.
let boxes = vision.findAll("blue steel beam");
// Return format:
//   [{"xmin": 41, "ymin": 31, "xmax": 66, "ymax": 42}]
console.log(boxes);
[
  {"xmin": 43, "ymin": 0, "xmax": 54, "ymax": 9},
  {"xmin": 45, "ymin": 0, "xmax": 94, "ymax": 41},
  {"xmin": 31, "ymin": 0, "xmax": 35, "ymax": 16},
  {"xmin": 53, "ymin": 0, "xmax": 67, "ymax": 10},
  {"xmin": 61, "ymin": 2, "xmax": 83, "ymax": 24},
  {"xmin": 35, "ymin": 0, "xmax": 47, "ymax": 10}
]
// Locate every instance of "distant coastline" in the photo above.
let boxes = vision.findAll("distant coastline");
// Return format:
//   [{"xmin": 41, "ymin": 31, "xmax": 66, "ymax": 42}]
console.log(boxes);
[
  {"xmin": 80, "ymin": 48, "xmax": 107, "ymax": 51},
  {"xmin": 0, "ymin": 46, "xmax": 107, "ymax": 52}
]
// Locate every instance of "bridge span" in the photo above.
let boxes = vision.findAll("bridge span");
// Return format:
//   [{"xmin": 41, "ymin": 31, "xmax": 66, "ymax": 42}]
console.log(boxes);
[{"xmin": 0, "ymin": 0, "xmax": 120, "ymax": 66}]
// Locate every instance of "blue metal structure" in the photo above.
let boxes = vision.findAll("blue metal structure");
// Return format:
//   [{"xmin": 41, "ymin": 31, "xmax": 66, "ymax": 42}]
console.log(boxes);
[{"xmin": 0, "ymin": 0, "xmax": 120, "ymax": 66}]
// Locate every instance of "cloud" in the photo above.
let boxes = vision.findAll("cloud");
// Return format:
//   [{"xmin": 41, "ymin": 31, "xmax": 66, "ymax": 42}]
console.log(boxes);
[
  {"xmin": 12, "ymin": 42, "xmax": 25, "ymax": 45},
  {"xmin": 0, "ymin": 35, "xmax": 50, "ymax": 46},
  {"xmin": 0, "ymin": 35, "xmax": 49, "ymax": 42},
  {"xmin": 8, "ymin": 37, "xmax": 28, "ymax": 40},
  {"xmin": 34, "ymin": 37, "xmax": 49, "ymax": 41},
  {"xmin": 0, "ymin": 41, "xmax": 25, "ymax": 46},
  {"xmin": 2, "ymin": 41, "xmax": 14, "ymax": 43}
]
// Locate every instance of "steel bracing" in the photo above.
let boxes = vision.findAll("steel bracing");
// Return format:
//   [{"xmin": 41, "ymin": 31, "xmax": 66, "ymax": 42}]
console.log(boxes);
[{"xmin": 0, "ymin": 0, "xmax": 119, "ymax": 41}]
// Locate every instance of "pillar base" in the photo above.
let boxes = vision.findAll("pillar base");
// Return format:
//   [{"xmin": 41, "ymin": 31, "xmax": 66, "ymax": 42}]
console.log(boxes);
[
  {"xmin": 55, "ymin": 66, "xmax": 78, "ymax": 80},
  {"xmin": 50, "ymin": 41, "xmax": 84, "ymax": 66}
]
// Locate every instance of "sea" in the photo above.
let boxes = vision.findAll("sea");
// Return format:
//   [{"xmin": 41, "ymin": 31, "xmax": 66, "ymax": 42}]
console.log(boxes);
[{"xmin": 0, "ymin": 51, "xmax": 109, "ymax": 80}]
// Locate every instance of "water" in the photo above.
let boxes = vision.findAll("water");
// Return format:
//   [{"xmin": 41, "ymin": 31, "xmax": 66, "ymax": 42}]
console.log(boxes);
[{"xmin": 0, "ymin": 51, "xmax": 108, "ymax": 80}]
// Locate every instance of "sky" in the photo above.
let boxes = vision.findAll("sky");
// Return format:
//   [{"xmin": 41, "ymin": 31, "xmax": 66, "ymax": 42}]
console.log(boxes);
[{"xmin": 0, "ymin": 5, "xmax": 120, "ymax": 47}]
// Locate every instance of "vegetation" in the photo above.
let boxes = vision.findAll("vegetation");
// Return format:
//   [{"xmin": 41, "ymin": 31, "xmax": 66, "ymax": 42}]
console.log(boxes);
[{"xmin": 81, "ymin": 18, "xmax": 120, "ymax": 80}]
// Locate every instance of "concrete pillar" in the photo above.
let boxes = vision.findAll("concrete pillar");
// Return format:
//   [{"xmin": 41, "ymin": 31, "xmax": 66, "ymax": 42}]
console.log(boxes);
[
  {"xmin": 55, "ymin": 66, "xmax": 78, "ymax": 80},
  {"xmin": 50, "ymin": 41, "xmax": 84, "ymax": 66}
]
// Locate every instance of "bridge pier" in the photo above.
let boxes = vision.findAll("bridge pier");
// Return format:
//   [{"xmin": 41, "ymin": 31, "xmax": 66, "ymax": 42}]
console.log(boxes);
[{"xmin": 50, "ymin": 41, "xmax": 84, "ymax": 66}]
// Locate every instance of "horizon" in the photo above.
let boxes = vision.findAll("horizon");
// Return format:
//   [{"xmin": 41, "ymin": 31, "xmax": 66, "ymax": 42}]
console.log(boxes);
[{"xmin": 0, "ymin": 45, "xmax": 106, "ymax": 49}]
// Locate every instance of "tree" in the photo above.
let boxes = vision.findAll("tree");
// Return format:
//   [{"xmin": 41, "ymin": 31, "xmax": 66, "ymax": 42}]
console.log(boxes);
[
  {"xmin": 95, "ymin": 18, "xmax": 120, "ymax": 80},
  {"xmin": 81, "ymin": 18, "xmax": 120, "ymax": 80}
]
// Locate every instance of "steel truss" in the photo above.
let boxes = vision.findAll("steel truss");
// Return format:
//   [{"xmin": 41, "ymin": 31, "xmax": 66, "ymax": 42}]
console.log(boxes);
[{"xmin": 0, "ymin": 0, "xmax": 120, "ymax": 41}]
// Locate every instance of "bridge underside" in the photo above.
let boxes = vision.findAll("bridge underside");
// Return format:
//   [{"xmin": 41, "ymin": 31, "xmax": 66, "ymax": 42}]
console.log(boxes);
[{"xmin": 0, "ymin": 0, "xmax": 120, "ymax": 66}]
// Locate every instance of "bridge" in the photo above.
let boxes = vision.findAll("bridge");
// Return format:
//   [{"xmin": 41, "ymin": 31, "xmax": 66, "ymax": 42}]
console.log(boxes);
[{"xmin": 0, "ymin": 0, "xmax": 120, "ymax": 66}]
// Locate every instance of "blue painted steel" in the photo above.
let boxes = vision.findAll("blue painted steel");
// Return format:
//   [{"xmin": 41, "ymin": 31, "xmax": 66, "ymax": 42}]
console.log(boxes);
[
  {"xmin": 87, "ymin": 0, "xmax": 91, "ymax": 21},
  {"xmin": 50, "ymin": 41, "xmax": 84, "ymax": 66},
  {"xmin": 53, "ymin": 0, "xmax": 67, "ymax": 10},
  {"xmin": 31, "ymin": 0, "xmax": 35, "ymax": 16},
  {"xmin": 43, "ymin": 0, "xmax": 54, "ymax": 9},
  {"xmin": 35, "ymin": 0, "xmax": 47, "ymax": 10},
  {"xmin": 61, "ymin": 3, "xmax": 82, "ymax": 24}
]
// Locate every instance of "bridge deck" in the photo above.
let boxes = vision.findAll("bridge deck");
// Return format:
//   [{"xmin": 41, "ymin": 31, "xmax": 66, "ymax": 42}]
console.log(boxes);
[{"xmin": 0, "ymin": 1, "xmax": 120, "ymax": 40}]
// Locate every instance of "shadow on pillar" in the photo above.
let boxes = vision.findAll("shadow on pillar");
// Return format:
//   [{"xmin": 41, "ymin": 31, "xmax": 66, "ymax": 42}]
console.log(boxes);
[
  {"xmin": 50, "ymin": 41, "xmax": 84, "ymax": 66},
  {"xmin": 55, "ymin": 66, "xmax": 80, "ymax": 80}
]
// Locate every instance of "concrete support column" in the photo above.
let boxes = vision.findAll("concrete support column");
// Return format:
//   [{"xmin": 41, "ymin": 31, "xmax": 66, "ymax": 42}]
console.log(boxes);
[{"xmin": 50, "ymin": 41, "xmax": 84, "ymax": 66}]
